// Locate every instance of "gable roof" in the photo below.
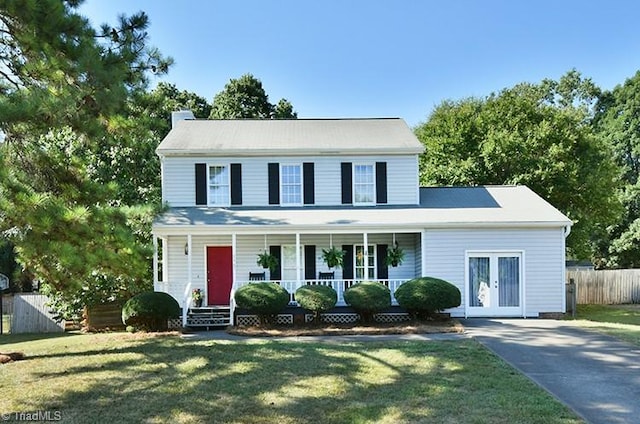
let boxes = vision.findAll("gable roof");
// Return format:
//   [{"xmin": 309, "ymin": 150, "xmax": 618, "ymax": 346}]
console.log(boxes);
[
  {"xmin": 153, "ymin": 186, "xmax": 572, "ymax": 234},
  {"xmin": 156, "ymin": 118, "xmax": 425, "ymax": 156}
]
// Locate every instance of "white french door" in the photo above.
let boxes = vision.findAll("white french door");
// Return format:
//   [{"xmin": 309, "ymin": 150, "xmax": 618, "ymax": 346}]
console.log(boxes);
[{"xmin": 467, "ymin": 252, "xmax": 523, "ymax": 317}]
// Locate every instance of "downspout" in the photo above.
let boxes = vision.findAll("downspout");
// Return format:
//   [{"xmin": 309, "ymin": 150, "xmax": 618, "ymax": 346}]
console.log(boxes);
[{"xmin": 562, "ymin": 224, "xmax": 572, "ymax": 315}]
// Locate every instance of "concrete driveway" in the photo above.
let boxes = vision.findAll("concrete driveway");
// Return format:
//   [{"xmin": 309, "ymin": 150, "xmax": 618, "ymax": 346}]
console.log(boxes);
[{"xmin": 462, "ymin": 318, "xmax": 640, "ymax": 424}]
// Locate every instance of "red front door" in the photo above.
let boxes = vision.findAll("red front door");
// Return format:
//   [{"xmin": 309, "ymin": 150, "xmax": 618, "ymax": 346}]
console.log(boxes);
[{"xmin": 207, "ymin": 246, "xmax": 233, "ymax": 306}]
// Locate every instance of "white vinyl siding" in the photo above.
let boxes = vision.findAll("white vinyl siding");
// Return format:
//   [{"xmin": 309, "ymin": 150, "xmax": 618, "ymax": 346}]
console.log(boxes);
[
  {"xmin": 161, "ymin": 155, "xmax": 419, "ymax": 206},
  {"xmin": 423, "ymin": 228, "xmax": 565, "ymax": 317}
]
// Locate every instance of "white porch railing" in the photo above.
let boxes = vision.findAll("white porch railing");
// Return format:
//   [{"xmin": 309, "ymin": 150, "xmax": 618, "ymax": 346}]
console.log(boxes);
[{"xmin": 235, "ymin": 279, "xmax": 409, "ymax": 307}]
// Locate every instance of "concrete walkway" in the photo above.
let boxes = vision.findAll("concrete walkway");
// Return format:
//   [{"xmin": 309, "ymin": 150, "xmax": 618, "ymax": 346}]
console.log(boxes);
[{"xmin": 462, "ymin": 318, "xmax": 640, "ymax": 424}]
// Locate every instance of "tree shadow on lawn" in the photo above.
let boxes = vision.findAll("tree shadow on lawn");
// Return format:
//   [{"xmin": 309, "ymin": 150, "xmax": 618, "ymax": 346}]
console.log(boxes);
[{"xmin": 8, "ymin": 336, "xmax": 580, "ymax": 424}]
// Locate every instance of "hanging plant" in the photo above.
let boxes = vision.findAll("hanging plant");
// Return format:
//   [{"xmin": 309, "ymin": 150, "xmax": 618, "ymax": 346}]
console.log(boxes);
[
  {"xmin": 322, "ymin": 246, "xmax": 345, "ymax": 269},
  {"xmin": 257, "ymin": 251, "xmax": 279, "ymax": 273},
  {"xmin": 385, "ymin": 245, "xmax": 405, "ymax": 267}
]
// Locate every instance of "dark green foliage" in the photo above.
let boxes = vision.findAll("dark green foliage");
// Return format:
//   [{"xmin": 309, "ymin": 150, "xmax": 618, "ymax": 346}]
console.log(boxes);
[
  {"xmin": 343, "ymin": 281, "xmax": 391, "ymax": 323},
  {"xmin": 415, "ymin": 70, "xmax": 621, "ymax": 259},
  {"xmin": 394, "ymin": 277, "xmax": 461, "ymax": 319},
  {"xmin": 593, "ymin": 71, "xmax": 640, "ymax": 268},
  {"xmin": 234, "ymin": 283, "xmax": 290, "ymax": 325},
  {"xmin": 209, "ymin": 73, "xmax": 297, "ymax": 119},
  {"xmin": 121, "ymin": 291, "xmax": 180, "ymax": 332},
  {"xmin": 295, "ymin": 285, "xmax": 338, "ymax": 322},
  {"xmin": 0, "ymin": 1, "xmax": 170, "ymax": 318}
]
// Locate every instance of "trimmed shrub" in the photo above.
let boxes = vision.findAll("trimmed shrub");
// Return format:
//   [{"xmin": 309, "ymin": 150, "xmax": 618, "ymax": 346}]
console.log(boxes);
[
  {"xmin": 343, "ymin": 281, "xmax": 391, "ymax": 323},
  {"xmin": 234, "ymin": 282, "xmax": 290, "ymax": 325},
  {"xmin": 121, "ymin": 291, "xmax": 180, "ymax": 332},
  {"xmin": 295, "ymin": 284, "xmax": 338, "ymax": 323},
  {"xmin": 394, "ymin": 277, "xmax": 461, "ymax": 319}
]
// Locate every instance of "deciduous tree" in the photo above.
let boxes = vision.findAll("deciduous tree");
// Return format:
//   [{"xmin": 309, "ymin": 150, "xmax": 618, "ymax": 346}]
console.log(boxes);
[
  {"xmin": 209, "ymin": 73, "xmax": 297, "ymax": 119},
  {"xmin": 415, "ymin": 71, "xmax": 621, "ymax": 259}
]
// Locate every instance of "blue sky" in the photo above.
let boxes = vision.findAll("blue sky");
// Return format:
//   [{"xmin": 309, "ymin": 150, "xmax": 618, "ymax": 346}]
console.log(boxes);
[{"xmin": 79, "ymin": 0, "xmax": 640, "ymax": 127}]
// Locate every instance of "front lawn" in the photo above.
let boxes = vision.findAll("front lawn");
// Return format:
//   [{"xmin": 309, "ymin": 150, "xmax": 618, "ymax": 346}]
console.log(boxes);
[
  {"xmin": 568, "ymin": 304, "xmax": 640, "ymax": 346},
  {"xmin": 0, "ymin": 332, "xmax": 580, "ymax": 423}
]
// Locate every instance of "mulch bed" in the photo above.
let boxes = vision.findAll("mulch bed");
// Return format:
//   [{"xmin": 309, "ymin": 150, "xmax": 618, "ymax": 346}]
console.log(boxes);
[{"xmin": 227, "ymin": 319, "xmax": 464, "ymax": 337}]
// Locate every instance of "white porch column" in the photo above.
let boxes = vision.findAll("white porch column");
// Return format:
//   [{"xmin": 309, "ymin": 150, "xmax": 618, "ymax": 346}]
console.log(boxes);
[
  {"xmin": 363, "ymin": 232, "xmax": 369, "ymax": 279},
  {"xmin": 162, "ymin": 238, "xmax": 168, "ymax": 283},
  {"xmin": 295, "ymin": 233, "xmax": 301, "ymax": 284},
  {"xmin": 153, "ymin": 236, "xmax": 158, "ymax": 290},
  {"xmin": 187, "ymin": 234, "xmax": 193, "ymax": 287},
  {"xmin": 421, "ymin": 230, "xmax": 428, "ymax": 277}
]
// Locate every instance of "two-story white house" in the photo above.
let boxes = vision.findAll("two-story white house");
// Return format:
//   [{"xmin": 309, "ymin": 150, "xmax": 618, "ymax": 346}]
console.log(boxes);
[{"xmin": 152, "ymin": 113, "xmax": 572, "ymax": 327}]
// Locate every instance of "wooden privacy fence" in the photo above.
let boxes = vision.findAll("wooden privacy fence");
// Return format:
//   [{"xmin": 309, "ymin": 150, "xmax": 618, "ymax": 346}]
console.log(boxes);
[
  {"xmin": 12, "ymin": 294, "xmax": 65, "ymax": 333},
  {"xmin": 567, "ymin": 269, "xmax": 640, "ymax": 305}
]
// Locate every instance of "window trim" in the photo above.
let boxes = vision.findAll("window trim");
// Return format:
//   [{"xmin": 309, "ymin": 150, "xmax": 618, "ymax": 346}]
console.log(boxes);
[
  {"xmin": 352, "ymin": 163, "xmax": 376, "ymax": 206},
  {"xmin": 279, "ymin": 163, "xmax": 303, "ymax": 206},
  {"xmin": 354, "ymin": 244, "xmax": 377, "ymax": 280},
  {"xmin": 207, "ymin": 163, "xmax": 231, "ymax": 207}
]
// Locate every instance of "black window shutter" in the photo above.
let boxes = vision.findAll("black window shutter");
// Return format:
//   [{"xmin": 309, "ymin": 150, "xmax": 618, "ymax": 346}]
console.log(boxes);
[
  {"xmin": 377, "ymin": 244, "xmax": 389, "ymax": 279},
  {"xmin": 230, "ymin": 163, "xmax": 242, "ymax": 205},
  {"xmin": 195, "ymin": 163, "xmax": 207, "ymax": 205},
  {"xmin": 304, "ymin": 245, "xmax": 316, "ymax": 280},
  {"xmin": 269, "ymin": 245, "xmax": 281, "ymax": 280},
  {"xmin": 303, "ymin": 162, "xmax": 315, "ymax": 205},
  {"xmin": 376, "ymin": 162, "xmax": 387, "ymax": 204},
  {"xmin": 268, "ymin": 163, "xmax": 279, "ymax": 205},
  {"xmin": 341, "ymin": 162, "xmax": 352, "ymax": 204},
  {"xmin": 342, "ymin": 245, "xmax": 354, "ymax": 279}
]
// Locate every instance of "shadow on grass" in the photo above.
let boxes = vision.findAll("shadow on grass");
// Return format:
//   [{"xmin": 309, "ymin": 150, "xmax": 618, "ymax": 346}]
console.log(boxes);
[
  {"xmin": 0, "ymin": 331, "xmax": 75, "ymax": 344},
  {"xmin": 2, "ymin": 334, "xmax": 581, "ymax": 424}
]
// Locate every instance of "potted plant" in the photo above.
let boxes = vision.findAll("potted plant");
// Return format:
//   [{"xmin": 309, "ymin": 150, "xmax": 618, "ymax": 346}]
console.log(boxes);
[
  {"xmin": 322, "ymin": 246, "xmax": 345, "ymax": 269},
  {"xmin": 257, "ymin": 251, "xmax": 279, "ymax": 273},
  {"xmin": 385, "ymin": 245, "xmax": 405, "ymax": 267},
  {"xmin": 192, "ymin": 288, "xmax": 204, "ymax": 307}
]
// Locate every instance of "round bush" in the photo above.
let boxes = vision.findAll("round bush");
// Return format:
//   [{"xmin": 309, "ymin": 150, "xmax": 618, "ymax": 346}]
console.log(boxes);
[
  {"xmin": 343, "ymin": 281, "xmax": 391, "ymax": 323},
  {"xmin": 394, "ymin": 277, "xmax": 461, "ymax": 319},
  {"xmin": 234, "ymin": 282, "xmax": 290, "ymax": 324},
  {"xmin": 295, "ymin": 285, "xmax": 338, "ymax": 322},
  {"xmin": 121, "ymin": 291, "xmax": 180, "ymax": 332}
]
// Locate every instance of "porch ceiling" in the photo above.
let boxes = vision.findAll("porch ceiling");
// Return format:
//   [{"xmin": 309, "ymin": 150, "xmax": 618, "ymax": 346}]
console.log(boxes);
[{"xmin": 153, "ymin": 186, "xmax": 572, "ymax": 235}]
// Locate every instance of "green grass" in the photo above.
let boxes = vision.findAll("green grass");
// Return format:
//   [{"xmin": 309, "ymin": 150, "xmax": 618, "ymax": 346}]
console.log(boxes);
[
  {"xmin": 568, "ymin": 304, "xmax": 640, "ymax": 346},
  {"xmin": 0, "ymin": 332, "xmax": 581, "ymax": 424}
]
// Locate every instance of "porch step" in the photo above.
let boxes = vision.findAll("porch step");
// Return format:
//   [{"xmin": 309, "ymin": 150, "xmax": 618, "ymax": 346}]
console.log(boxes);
[{"xmin": 186, "ymin": 306, "xmax": 231, "ymax": 328}]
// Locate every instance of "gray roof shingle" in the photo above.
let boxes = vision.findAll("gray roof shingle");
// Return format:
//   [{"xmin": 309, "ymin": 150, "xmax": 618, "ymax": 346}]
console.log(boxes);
[
  {"xmin": 153, "ymin": 186, "xmax": 572, "ymax": 232},
  {"xmin": 156, "ymin": 118, "xmax": 425, "ymax": 156}
]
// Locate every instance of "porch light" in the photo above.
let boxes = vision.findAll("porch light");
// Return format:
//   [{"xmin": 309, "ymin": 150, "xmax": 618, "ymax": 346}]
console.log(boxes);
[{"xmin": 184, "ymin": 242, "xmax": 189, "ymax": 255}]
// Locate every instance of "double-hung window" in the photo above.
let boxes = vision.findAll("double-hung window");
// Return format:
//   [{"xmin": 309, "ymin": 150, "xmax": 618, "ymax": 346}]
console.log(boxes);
[
  {"xmin": 353, "ymin": 164, "xmax": 375, "ymax": 205},
  {"xmin": 208, "ymin": 165, "xmax": 230, "ymax": 206},
  {"xmin": 281, "ymin": 164, "xmax": 302, "ymax": 205}
]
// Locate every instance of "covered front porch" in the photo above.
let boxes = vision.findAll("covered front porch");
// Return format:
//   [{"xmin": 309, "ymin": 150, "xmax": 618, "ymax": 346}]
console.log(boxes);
[{"xmin": 152, "ymin": 229, "xmax": 427, "ymax": 326}]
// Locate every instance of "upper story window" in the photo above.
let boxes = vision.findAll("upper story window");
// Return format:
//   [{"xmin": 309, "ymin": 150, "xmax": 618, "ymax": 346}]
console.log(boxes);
[
  {"xmin": 209, "ymin": 165, "xmax": 230, "ymax": 205},
  {"xmin": 353, "ymin": 164, "xmax": 375, "ymax": 205},
  {"xmin": 281, "ymin": 164, "xmax": 302, "ymax": 205}
]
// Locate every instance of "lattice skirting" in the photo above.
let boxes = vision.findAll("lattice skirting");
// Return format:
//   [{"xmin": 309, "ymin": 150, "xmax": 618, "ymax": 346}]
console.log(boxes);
[
  {"xmin": 236, "ymin": 314, "xmax": 294, "ymax": 326},
  {"xmin": 168, "ymin": 318, "xmax": 182, "ymax": 329},
  {"xmin": 305, "ymin": 312, "xmax": 410, "ymax": 324}
]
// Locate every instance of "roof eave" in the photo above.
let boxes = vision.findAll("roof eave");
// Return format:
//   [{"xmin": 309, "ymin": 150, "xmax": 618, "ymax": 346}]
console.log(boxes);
[
  {"xmin": 155, "ymin": 147, "xmax": 425, "ymax": 157},
  {"xmin": 152, "ymin": 220, "xmax": 573, "ymax": 235}
]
